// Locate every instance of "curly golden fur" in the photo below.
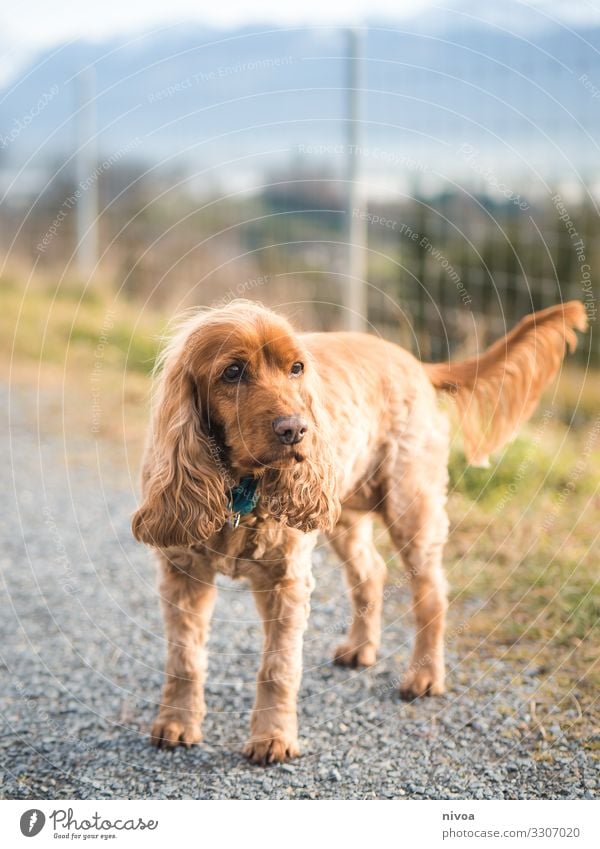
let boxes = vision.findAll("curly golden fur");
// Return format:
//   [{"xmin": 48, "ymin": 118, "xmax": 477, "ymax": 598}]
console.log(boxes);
[{"xmin": 132, "ymin": 299, "xmax": 586, "ymax": 764}]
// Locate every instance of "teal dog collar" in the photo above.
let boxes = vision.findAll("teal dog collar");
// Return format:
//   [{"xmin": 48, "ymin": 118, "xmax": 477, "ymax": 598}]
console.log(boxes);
[{"xmin": 227, "ymin": 476, "xmax": 259, "ymax": 528}]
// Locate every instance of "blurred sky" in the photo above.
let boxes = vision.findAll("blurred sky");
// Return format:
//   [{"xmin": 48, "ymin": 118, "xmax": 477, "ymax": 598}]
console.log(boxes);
[
  {"xmin": 5, "ymin": 0, "xmax": 429, "ymax": 47},
  {"xmin": 0, "ymin": 0, "xmax": 431, "ymax": 82},
  {"xmin": 0, "ymin": 0, "xmax": 420, "ymax": 87},
  {"xmin": 3, "ymin": 0, "xmax": 600, "ymax": 85}
]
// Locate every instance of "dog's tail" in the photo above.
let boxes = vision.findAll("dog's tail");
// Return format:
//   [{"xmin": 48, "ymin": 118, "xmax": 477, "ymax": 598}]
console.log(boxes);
[{"xmin": 424, "ymin": 301, "xmax": 588, "ymax": 466}]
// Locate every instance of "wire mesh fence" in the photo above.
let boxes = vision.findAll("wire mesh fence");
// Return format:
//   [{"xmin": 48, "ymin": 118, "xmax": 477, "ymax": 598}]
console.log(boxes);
[{"xmin": 1, "ymin": 14, "xmax": 598, "ymax": 364}]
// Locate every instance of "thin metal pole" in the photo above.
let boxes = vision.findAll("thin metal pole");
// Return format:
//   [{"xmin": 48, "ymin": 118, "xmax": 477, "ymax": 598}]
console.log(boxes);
[
  {"xmin": 344, "ymin": 28, "xmax": 367, "ymax": 331},
  {"xmin": 75, "ymin": 66, "xmax": 98, "ymax": 276}
]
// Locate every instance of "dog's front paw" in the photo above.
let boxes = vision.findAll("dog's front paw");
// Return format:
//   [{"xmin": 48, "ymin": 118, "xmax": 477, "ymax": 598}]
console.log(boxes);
[
  {"xmin": 399, "ymin": 658, "xmax": 445, "ymax": 700},
  {"xmin": 333, "ymin": 640, "xmax": 377, "ymax": 668},
  {"xmin": 243, "ymin": 734, "xmax": 300, "ymax": 765},
  {"xmin": 150, "ymin": 715, "xmax": 202, "ymax": 749}
]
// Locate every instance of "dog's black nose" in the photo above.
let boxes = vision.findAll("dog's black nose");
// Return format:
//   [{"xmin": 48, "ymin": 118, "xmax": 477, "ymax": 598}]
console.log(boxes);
[{"xmin": 272, "ymin": 415, "xmax": 308, "ymax": 445}]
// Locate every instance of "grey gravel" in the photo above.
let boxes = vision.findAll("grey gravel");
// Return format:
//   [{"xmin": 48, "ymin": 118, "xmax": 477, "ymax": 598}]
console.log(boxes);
[{"xmin": 0, "ymin": 384, "xmax": 597, "ymax": 800}]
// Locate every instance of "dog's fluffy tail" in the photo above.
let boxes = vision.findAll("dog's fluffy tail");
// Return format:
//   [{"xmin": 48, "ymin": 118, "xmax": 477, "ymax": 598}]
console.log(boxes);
[{"xmin": 424, "ymin": 301, "xmax": 588, "ymax": 466}]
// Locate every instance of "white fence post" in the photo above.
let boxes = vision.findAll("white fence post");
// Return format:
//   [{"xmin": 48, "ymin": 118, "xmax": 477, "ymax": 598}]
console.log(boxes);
[
  {"xmin": 75, "ymin": 66, "xmax": 99, "ymax": 277},
  {"xmin": 343, "ymin": 27, "xmax": 368, "ymax": 331}
]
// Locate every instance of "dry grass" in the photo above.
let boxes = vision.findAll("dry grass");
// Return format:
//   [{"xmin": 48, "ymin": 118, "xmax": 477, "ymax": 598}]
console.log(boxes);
[
  {"xmin": 3, "ymin": 276, "xmax": 599, "ymax": 748},
  {"xmin": 1, "ymin": 275, "xmax": 164, "ymax": 468}
]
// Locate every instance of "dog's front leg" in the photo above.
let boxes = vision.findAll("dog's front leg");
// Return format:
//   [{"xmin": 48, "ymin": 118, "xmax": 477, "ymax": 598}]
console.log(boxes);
[
  {"xmin": 244, "ymin": 544, "xmax": 315, "ymax": 765},
  {"xmin": 150, "ymin": 552, "xmax": 216, "ymax": 749}
]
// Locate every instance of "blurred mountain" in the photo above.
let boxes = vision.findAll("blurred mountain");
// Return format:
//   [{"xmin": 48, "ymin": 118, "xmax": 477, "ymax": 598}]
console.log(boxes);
[{"xmin": 2, "ymin": 8, "xmax": 600, "ymax": 193}]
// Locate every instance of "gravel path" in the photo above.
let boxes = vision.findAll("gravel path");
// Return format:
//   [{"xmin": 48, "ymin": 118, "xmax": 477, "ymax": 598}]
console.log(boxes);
[{"xmin": 0, "ymin": 384, "xmax": 596, "ymax": 800}]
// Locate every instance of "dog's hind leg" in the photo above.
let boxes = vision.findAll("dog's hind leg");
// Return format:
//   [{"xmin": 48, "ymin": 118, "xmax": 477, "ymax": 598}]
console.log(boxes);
[
  {"xmin": 329, "ymin": 512, "xmax": 387, "ymax": 668},
  {"xmin": 390, "ymin": 519, "xmax": 448, "ymax": 699},
  {"xmin": 384, "ymin": 426, "xmax": 450, "ymax": 699}
]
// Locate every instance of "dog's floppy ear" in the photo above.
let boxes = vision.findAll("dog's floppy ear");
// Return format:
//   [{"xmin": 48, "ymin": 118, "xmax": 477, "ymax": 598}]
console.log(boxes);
[{"xmin": 132, "ymin": 352, "xmax": 228, "ymax": 548}]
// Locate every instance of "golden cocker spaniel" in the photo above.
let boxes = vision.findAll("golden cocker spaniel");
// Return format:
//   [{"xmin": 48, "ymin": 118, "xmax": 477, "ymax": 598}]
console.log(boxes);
[{"xmin": 132, "ymin": 299, "xmax": 586, "ymax": 764}]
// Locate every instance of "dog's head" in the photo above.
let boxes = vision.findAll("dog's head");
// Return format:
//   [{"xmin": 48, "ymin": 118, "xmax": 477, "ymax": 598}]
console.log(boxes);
[{"xmin": 132, "ymin": 301, "xmax": 339, "ymax": 547}]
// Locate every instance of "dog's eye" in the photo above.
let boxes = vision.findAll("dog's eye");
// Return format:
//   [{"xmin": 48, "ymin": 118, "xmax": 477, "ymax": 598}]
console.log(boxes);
[
  {"xmin": 222, "ymin": 363, "xmax": 244, "ymax": 383},
  {"xmin": 290, "ymin": 362, "xmax": 304, "ymax": 377}
]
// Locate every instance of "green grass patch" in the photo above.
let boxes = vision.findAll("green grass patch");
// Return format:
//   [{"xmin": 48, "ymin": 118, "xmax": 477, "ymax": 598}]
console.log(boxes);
[
  {"xmin": 1, "ymin": 277, "xmax": 165, "ymax": 375},
  {"xmin": 449, "ymin": 421, "xmax": 600, "ymax": 507}
]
